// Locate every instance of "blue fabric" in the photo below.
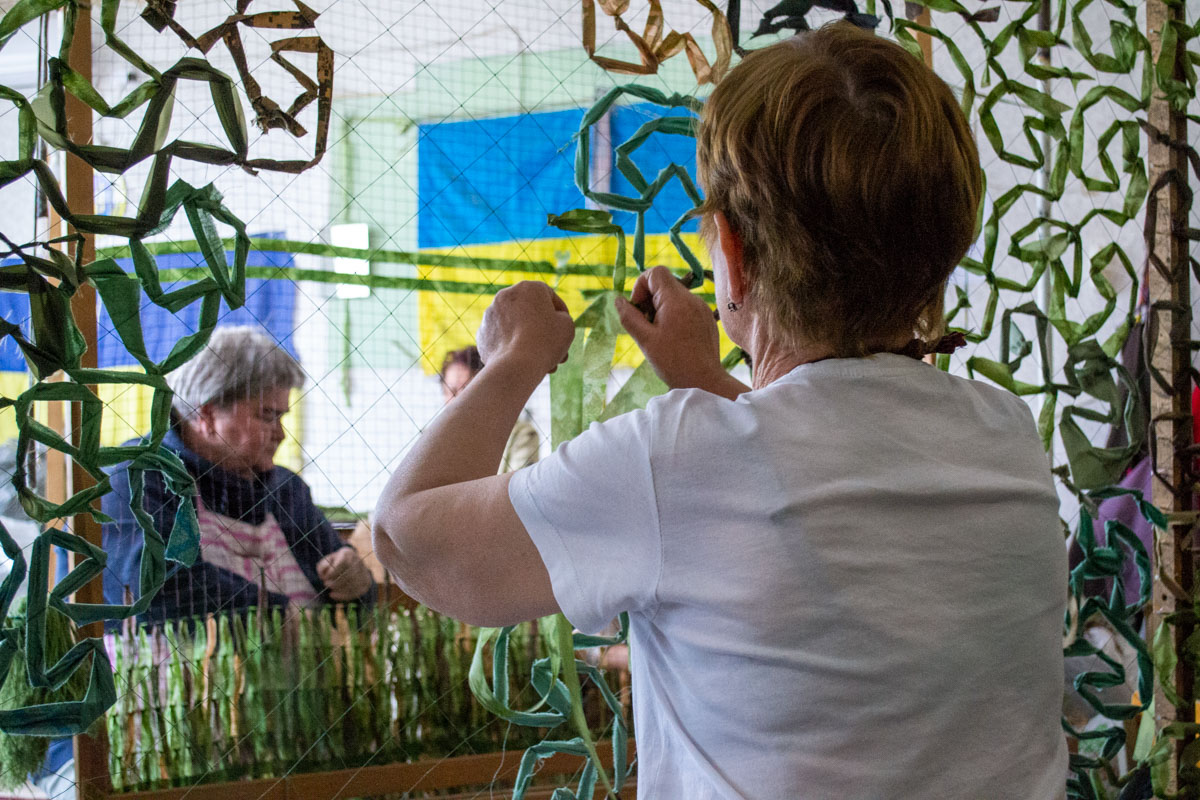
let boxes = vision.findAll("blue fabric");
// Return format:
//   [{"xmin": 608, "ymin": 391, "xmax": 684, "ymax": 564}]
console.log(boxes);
[
  {"xmin": 55, "ymin": 544, "xmax": 70, "ymax": 583},
  {"xmin": 100, "ymin": 429, "xmax": 372, "ymax": 625},
  {"xmin": 99, "ymin": 250, "xmax": 298, "ymax": 367},
  {"xmin": 0, "ymin": 288, "xmax": 31, "ymax": 372},
  {"xmin": 0, "ymin": 251, "xmax": 297, "ymax": 373},
  {"xmin": 416, "ymin": 104, "xmax": 700, "ymax": 249},
  {"xmin": 44, "ymin": 737, "xmax": 72, "ymax": 772},
  {"xmin": 29, "ymin": 737, "xmax": 73, "ymax": 784},
  {"xmin": 418, "ymin": 108, "xmax": 587, "ymax": 247},
  {"xmin": 608, "ymin": 102, "xmax": 700, "ymax": 235}
]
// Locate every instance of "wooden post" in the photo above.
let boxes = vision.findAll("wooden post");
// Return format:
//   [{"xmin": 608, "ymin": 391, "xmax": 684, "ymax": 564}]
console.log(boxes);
[
  {"xmin": 61, "ymin": 5, "xmax": 113, "ymax": 799},
  {"xmin": 904, "ymin": 3, "xmax": 933, "ymax": 67},
  {"xmin": 905, "ymin": 3, "xmax": 936, "ymax": 366},
  {"xmin": 46, "ymin": 203, "xmax": 67, "ymax": 537},
  {"xmin": 1146, "ymin": 0, "xmax": 1193, "ymax": 793}
]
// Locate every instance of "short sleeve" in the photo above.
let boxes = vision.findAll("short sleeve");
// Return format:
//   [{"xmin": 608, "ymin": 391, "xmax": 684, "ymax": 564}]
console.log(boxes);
[{"xmin": 508, "ymin": 404, "xmax": 662, "ymax": 634}]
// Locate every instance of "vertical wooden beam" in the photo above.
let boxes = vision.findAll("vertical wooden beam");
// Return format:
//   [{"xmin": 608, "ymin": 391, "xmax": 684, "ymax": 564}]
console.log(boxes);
[
  {"xmin": 45, "ymin": 395, "xmax": 67, "ymax": 525},
  {"xmin": 915, "ymin": 5, "xmax": 932, "ymax": 66},
  {"xmin": 62, "ymin": 5, "xmax": 112, "ymax": 800},
  {"xmin": 904, "ymin": 2, "xmax": 933, "ymax": 66},
  {"xmin": 45, "ymin": 208, "xmax": 67, "ymax": 537},
  {"xmin": 905, "ymin": 3, "xmax": 936, "ymax": 366},
  {"xmin": 1146, "ymin": 0, "xmax": 1193, "ymax": 793}
]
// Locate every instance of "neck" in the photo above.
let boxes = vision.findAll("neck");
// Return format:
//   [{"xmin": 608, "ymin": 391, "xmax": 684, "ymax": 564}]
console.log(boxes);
[
  {"xmin": 179, "ymin": 423, "xmax": 255, "ymax": 480},
  {"xmin": 742, "ymin": 318, "xmax": 914, "ymax": 390},
  {"xmin": 741, "ymin": 314, "xmax": 835, "ymax": 389},
  {"xmin": 749, "ymin": 345, "xmax": 829, "ymax": 389}
]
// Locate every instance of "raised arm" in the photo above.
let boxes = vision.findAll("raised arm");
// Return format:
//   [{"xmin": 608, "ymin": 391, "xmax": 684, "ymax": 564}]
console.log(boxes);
[{"xmin": 372, "ymin": 282, "xmax": 576, "ymax": 626}]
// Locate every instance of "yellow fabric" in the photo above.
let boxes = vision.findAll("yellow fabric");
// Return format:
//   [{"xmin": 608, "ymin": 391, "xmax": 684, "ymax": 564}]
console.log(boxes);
[
  {"xmin": 277, "ymin": 391, "xmax": 303, "ymax": 473},
  {"xmin": 416, "ymin": 233, "xmax": 733, "ymax": 374},
  {"xmin": 99, "ymin": 378, "xmax": 157, "ymax": 447},
  {"xmin": 0, "ymin": 372, "xmax": 30, "ymax": 443}
]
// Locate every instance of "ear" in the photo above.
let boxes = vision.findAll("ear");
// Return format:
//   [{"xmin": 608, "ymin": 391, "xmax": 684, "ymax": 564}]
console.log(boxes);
[
  {"xmin": 194, "ymin": 404, "xmax": 218, "ymax": 437},
  {"xmin": 714, "ymin": 211, "xmax": 748, "ymax": 304}
]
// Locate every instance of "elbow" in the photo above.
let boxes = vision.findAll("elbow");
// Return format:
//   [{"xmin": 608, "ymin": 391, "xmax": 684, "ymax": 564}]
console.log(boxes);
[
  {"xmin": 371, "ymin": 498, "xmax": 427, "ymax": 599},
  {"xmin": 372, "ymin": 494, "xmax": 492, "ymax": 624},
  {"xmin": 370, "ymin": 519, "xmax": 402, "ymax": 580}
]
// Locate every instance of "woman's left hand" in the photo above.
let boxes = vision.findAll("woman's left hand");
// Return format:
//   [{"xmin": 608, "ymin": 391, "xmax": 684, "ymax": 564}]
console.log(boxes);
[{"xmin": 317, "ymin": 547, "xmax": 373, "ymax": 601}]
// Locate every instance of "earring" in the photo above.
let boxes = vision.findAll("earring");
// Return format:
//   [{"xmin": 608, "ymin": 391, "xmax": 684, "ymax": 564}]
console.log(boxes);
[{"xmin": 726, "ymin": 301, "xmax": 740, "ymax": 312}]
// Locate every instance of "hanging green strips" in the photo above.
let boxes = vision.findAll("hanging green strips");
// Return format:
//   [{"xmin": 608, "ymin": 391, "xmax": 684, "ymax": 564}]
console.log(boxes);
[
  {"xmin": 0, "ymin": 0, "xmax": 1195, "ymax": 796},
  {"xmin": 0, "ymin": 0, "xmax": 335, "ymax": 738},
  {"xmin": 467, "ymin": 82, "xmax": 701, "ymax": 798}
]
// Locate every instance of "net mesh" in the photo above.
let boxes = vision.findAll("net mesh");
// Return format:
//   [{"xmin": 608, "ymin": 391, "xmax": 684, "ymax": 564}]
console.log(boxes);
[{"xmin": 0, "ymin": 0, "xmax": 1197, "ymax": 797}]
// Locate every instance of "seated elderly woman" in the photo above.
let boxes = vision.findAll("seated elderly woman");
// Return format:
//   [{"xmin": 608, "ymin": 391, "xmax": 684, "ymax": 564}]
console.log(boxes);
[
  {"xmin": 374, "ymin": 23, "xmax": 1067, "ymax": 799},
  {"xmin": 102, "ymin": 325, "xmax": 373, "ymax": 623}
]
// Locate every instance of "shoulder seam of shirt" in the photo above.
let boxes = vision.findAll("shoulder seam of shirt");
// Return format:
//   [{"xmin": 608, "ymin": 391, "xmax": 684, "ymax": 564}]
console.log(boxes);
[{"xmin": 517, "ymin": 468, "xmax": 592, "ymax": 625}]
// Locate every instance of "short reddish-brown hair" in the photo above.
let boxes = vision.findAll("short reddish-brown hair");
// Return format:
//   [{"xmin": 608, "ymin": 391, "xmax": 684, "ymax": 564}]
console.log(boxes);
[{"xmin": 696, "ymin": 23, "xmax": 982, "ymax": 357}]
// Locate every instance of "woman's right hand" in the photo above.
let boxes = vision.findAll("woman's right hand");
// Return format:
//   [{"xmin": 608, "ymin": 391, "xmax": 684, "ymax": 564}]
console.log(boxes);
[{"xmin": 615, "ymin": 266, "xmax": 736, "ymax": 395}]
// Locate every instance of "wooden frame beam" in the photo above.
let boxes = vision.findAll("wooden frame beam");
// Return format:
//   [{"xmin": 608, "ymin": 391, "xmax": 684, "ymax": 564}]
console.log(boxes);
[
  {"xmin": 103, "ymin": 743, "xmax": 633, "ymax": 799},
  {"xmin": 61, "ymin": 5, "xmax": 112, "ymax": 799},
  {"xmin": 1146, "ymin": 0, "xmax": 1194, "ymax": 792}
]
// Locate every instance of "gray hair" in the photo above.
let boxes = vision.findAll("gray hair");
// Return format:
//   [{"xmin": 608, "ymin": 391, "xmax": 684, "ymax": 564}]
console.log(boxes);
[{"xmin": 168, "ymin": 326, "xmax": 304, "ymax": 421}]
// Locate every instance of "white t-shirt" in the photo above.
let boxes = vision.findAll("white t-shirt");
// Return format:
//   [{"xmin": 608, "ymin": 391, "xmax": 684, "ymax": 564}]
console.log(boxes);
[{"xmin": 509, "ymin": 353, "xmax": 1068, "ymax": 799}]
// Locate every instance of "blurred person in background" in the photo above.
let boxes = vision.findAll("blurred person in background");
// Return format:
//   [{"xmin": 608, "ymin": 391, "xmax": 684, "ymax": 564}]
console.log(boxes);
[
  {"xmin": 32, "ymin": 327, "xmax": 374, "ymax": 796},
  {"xmin": 102, "ymin": 325, "xmax": 374, "ymax": 625}
]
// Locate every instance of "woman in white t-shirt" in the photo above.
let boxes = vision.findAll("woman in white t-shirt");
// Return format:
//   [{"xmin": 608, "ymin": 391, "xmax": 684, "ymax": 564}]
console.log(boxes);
[{"xmin": 374, "ymin": 22, "xmax": 1067, "ymax": 799}]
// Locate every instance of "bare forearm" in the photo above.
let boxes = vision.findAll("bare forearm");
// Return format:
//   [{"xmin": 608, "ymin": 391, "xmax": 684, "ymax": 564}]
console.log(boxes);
[
  {"xmin": 371, "ymin": 281, "xmax": 573, "ymax": 620},
  {"xmin": 383, "ymin": 355, "xmax": 544, "ymax": 501},
  {"xmin": 372, "ymin": 355, "xmax": 542, "ymax": 601}
]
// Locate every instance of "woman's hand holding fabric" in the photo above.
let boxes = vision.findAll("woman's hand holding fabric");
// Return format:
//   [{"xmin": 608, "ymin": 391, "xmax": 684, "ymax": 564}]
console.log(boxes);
[
  {"xmin": 317, "ymin": 547, "xmax": 373, "ymax": 601},
  {"xmin": 615, "ymin": 266, "xmax": 747, "ymax": 400},
  {"xmin": 477, "ymin": 281, "xmax": 576, "ymax": 377}
]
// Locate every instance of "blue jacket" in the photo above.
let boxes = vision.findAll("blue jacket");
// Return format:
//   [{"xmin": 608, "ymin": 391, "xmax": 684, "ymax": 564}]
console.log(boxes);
[{"xmin": 101, "ymin": 429, "xmax": 373, "ymax": 624}]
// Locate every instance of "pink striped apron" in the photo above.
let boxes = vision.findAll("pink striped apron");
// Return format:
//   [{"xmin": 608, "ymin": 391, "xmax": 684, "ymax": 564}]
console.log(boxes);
[{"xmin": 195, "ymin": 496, "xmax": 319, "ymax": 608}]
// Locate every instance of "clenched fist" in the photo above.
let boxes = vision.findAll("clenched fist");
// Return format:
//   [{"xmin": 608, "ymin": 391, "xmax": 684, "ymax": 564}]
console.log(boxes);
[{"xmin": 477, "ymin": 281, "xmax": 576, "ymax": 376}]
